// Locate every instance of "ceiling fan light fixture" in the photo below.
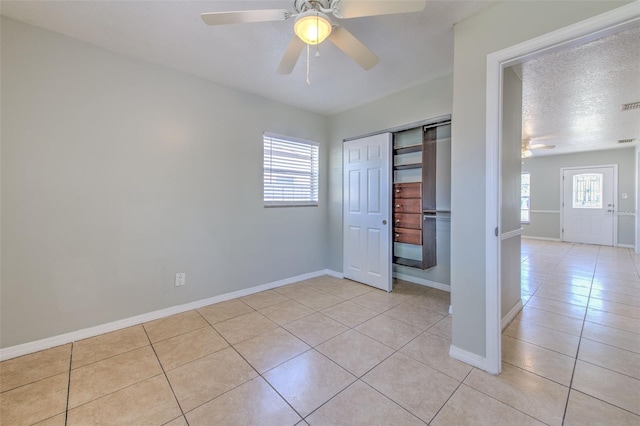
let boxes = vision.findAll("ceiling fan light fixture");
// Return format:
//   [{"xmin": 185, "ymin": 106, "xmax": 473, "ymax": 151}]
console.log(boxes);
[
  {"xmin": 294, "ymin": 11, "xmax": 332, "ymax": 45},
  {"xmin": 522, "ymin": 148, "xmax": 533, "ymax": 158}
]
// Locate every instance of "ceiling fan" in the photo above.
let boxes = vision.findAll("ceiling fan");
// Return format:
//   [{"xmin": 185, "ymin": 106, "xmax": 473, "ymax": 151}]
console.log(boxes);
[
  {"xmin": 521, "ymin": 138, "xmax": 556, "ymax": 158},
  {"xmin": 201, "ymin": 0, "xmax": 427, "ymax": 74}
]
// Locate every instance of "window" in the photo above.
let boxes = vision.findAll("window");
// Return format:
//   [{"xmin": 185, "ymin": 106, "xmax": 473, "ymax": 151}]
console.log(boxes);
[
  {"xmin": 521, "ymin": 172, "xmax": 530, "ymax": 223},
  {"xmin": 263, "ymin": 133, "xmax": 319, "ymax": 207},
  {"xmin": 572, "ymin": 173, "xmax": 603, "ymax": 209}
]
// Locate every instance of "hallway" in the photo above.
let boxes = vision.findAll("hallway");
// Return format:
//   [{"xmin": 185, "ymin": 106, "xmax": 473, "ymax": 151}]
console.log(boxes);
[{"xmin": 498, "ymin": 239, "xmax": 640, "ymax": 423}]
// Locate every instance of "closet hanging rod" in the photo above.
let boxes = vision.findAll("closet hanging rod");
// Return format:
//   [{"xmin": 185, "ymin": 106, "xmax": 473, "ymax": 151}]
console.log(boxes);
[{"xmin": 423, "ymin": 120, "xmax": 451, "ymax": 130}]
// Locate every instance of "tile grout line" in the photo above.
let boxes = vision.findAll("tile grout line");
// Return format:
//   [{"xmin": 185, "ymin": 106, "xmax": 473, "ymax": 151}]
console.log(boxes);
[
  {"xmin": 68, "ymin": 341, "xmax": 151, "ymax": 372},
  {"xmin": 520, "ymin": 242, "xmax": 586, "ymax": 424},
  {"xmin": 428, "ymin": 368, "xmax": 474, "ymax": 423},
  {"xmin": 560, "ymin": 243, "xmax": 599, "ymax": 425},
  {"xmin": 141, "ymin": 323, "xmax": 190, "ymax": 425},
  {"xmin": 235, "ymin": 283, "xmax": 445, "ymax": 423},
  {"xmin": 253, "ymin": 291, "xmax": 395, "ymax": 423},
  {"xmin": 56, "ymin": 279, "xmax": 448, "ymax": 425},
  {"xmin": 181, "ymin": 305, "xmax": 312, "ymax": 422},
  {"xmin": 295, "ymin": 287, "xmax": 451, "ymax": 423},
  {"xmin": 462, "ymin": 369, "xmax": 565, "ymax": 424},
  {"xmin": 229, "ymin": 329, "xmax": 309, "ymax": 422},
  {"xmin": 174, "ymin": 286, "xmax": 350, "ymax": 421},
  {"xmin": 63, "ymin": 342, "xmax": 73, "ymax": 426}
]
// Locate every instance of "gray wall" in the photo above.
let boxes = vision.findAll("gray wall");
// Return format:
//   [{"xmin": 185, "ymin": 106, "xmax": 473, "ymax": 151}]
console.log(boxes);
[
  {"xmin": 1, "ymin": 18, "xmax": 329, "ymax": 348},
  {"xmin": 522, "ymin": 147, "xmax": 636, "ymax": 246},
  {"xmin": 501, "ymin": 67, "xmax": 522, "ymax": 321},
  {"xmin": 451, "ymin": 0, "xmax": 628, "ymax": 358}
]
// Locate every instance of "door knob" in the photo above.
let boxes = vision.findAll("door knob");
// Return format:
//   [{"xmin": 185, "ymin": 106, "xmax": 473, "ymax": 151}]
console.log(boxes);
[{"xmin": 382, "ymin": 220, "xmax": 387, "ymax": 225}]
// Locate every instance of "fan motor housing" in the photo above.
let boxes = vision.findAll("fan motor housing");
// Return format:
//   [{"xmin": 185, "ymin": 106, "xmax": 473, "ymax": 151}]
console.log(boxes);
[{"xmin": 295, "ymin": 0, "xmax": 332, "ymax": 13}]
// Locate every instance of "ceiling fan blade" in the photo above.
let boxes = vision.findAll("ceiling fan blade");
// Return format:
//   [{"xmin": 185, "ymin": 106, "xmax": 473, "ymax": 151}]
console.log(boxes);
[
  {"xmin": 332, "ymin": 0, "xmax": 426, "ymax": 19},
  {"xmin": 201, "ymin": 9, "xmax": 290, "ymax": 26},
  {"xmin": 529, "ymin": 144, "xmax": 556, "ymax": 149},
  {"xmin": 328, "ymin": 26, "xmax": 379, "ymax": 70},
  {"xmin": 277, "ymin": 36, "xmax": 305, "ymax": 74}
]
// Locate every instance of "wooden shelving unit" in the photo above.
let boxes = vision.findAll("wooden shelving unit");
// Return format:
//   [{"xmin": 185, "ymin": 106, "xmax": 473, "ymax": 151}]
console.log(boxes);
[{"xmin": 392, "ymin": 126, "xmax": 437, "ymax": 270}]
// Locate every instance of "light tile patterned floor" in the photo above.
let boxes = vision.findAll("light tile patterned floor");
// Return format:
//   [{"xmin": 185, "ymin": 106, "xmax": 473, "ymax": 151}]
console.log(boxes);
[{"xmin": 1, "ymin": 240, "xmax": 639, "ymax": 425}]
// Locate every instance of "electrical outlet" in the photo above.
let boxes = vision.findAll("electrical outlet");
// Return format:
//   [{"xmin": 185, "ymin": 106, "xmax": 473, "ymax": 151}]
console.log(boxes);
[{"xmin": 175, "ymin": 272, "xmax": 186, "ymax": 287}]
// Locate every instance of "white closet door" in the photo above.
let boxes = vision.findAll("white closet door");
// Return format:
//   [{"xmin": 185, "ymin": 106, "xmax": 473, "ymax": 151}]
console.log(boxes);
[{"xmin": 343, "ymin": 133, "xmax": 392, "ymax": 291}]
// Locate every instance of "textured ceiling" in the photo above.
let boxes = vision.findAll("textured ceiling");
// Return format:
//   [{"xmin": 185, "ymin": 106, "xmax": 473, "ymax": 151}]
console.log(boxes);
[
  {"xmin": 0, "ymin": 0, "xmax": 493, "ymax": 115},
  {"xmin": 521, "ymin": 25, "xmax": 640, "ymax": 157}
]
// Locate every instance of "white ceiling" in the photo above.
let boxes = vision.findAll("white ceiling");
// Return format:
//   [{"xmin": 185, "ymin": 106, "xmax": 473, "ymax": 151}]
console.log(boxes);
[
  {"xmin": 521, "ymin": 25, "xmax": 640, "ymax": 157},
  {"xmin": 0, "ymin": 0, "xmax": 493, "ymax": 115}
]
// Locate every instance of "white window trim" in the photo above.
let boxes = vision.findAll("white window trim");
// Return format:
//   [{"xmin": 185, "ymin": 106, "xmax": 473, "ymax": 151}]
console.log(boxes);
[{"xmin": 263, "ymin": 132, "xmax": 319, "ymax": 208}]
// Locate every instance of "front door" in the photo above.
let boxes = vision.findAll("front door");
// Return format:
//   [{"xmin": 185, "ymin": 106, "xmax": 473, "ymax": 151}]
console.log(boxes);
[
  {"xmin": 343, "ymin": 133, "xmax": 392, "ymax": 291},
  {"xmin": 562, "ymin": 166, "xmax": 616, "ymax": 246}
]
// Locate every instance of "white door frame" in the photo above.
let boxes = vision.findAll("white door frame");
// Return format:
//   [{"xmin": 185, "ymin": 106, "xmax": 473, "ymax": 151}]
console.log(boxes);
[
  {"xmin": 485, "ymin": 4, "xmax": 640, "ymax": 374},
  {"xmin": 560, "ymin": 165, "xmax": 618, "ymax": 246}
]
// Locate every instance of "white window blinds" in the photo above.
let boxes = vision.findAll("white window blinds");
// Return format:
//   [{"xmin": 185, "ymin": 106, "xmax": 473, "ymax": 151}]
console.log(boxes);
[{"xmin": 263, "ymin": 133, "xmax": 319, "ymax": 207}]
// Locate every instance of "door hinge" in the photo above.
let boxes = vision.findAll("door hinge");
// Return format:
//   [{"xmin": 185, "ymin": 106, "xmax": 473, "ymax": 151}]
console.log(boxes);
[
  {"xmin": 495, "ymin": 227, "xmax": 499, "ymax": 237},
  {"xmin": 562, "ymin": 228, "xmax": 564, "ymax": 233}
]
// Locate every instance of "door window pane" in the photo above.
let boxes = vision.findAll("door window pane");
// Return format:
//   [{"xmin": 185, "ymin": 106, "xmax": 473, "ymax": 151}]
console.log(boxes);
[
  {"xmin": 572, "ymin": 173, "xmax": 603, "ymax": 209},
  {"xmin": 521, "ymin": 172, "xmax": 530, "ymax": 223}
]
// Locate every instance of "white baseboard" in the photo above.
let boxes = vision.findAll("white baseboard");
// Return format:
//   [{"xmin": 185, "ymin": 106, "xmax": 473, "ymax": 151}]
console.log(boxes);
[
  {"xmin": 0, "ymin": 269, "xmax": 336, "ymax": 361},
  {"xmin": 501, "ymin": 299, "xmax": 523, "ymax": 331},
  {"xmin": 326, "ymin": 269, "xmax": 344, "ymax": 279},
  {"xmin": 393, "ymin": 272, "xmax": 451, "ymax": 293},
  {"xmin": 522, "ymin": 236, "xmax": 561, "ymax": 242},
  {"xmin": 617, "ymin": 243, "xmax": 635, "ymax": 249},
  {"xmin": 449, "ymin": 344, "xmax": 488, "ymax": 372}
]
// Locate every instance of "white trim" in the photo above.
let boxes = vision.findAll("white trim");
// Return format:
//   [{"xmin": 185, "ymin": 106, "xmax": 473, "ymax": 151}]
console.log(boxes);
[
  {"xmin": 449, "ymin": 344, "xmax": 487, "ymax": 372},
  {"xmin": 636, "ymin": 148, "xmax": 640, "ymax": 254},
  {"xmin": 392, "ymin": 272, "xmax": 451, "ymax": 292},
  {"xmin": 617, "ymin": 243, "xmax": 635, "ymax": 249},
  {"xmin": 485, "ymin": 1, "xmax": 640, "ymax": 376},
  {"xmin": 485, "ymin": 27, "xmax": 503, "ymax": 377},
  {"xmin": 501, "ymin": 228, "xmax": 524, "ymax": 240},
  {"xmin": 0, "ymin": 269, "xmax": 336, "ymax": 361},
  {"xmin": 502, "ymin": 300, "xmax": 523, "ymax": 330},
  {"xmin": 530, "ymin": 210, "xmax": 561, "ymax": 214},
  {"xmin": 326, "ymin": 269, "xmax": 344, "ymax": 279},
  {"xmin": 522, "ymin": 236, "xmax": 562, "ymax": 242}
]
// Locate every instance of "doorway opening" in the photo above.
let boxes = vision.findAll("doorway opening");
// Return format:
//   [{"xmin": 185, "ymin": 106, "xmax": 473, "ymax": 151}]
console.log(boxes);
[{"xmin": 485, "ymin": 4, "xmax": 639, "ymax": 374}]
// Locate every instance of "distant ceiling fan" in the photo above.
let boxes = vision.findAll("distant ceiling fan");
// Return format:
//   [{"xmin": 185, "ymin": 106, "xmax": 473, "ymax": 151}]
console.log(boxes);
[
  {"xmin": 521, "ymin": 138, "xmax": 556, "ymax": 158},
  {"xmin": 201, "ymin": 0, "xmax": 427, "ymax": 74}
]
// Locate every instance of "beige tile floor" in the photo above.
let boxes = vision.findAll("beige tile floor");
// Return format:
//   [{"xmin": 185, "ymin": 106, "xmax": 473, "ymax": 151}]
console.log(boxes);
[{"xmin": 1, "ymin": 240, "xmax": 639, "ymax": 425}]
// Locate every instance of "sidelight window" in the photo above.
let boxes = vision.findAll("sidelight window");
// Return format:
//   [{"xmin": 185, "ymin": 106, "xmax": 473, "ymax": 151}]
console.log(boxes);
[{"xmin": 521, "ymin": 172, "xmax": 530, "ymax": 223}]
